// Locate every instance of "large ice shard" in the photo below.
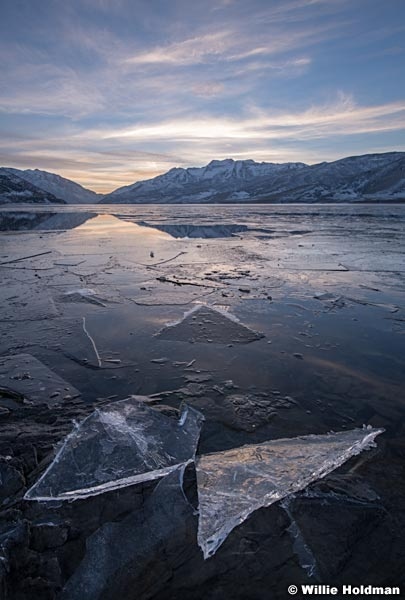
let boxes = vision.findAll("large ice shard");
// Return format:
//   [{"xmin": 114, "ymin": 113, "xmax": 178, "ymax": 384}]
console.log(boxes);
[
  {"xmin": 25, "ymin": 397, "xmax": 204, "ymax": 501},
  {"xmin": 157, "ymin": 305, "xmax": 264, "ymax": 344},
  {"xmin": 60, "ymin": 467, "xmax": 195, "ymax": 600},
  {"xmin": 195, "ymin": 427, "xmax": 383, "ymax": 558}
]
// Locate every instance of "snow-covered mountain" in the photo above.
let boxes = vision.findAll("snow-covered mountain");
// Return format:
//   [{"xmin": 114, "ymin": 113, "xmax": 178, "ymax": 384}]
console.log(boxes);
[
  {"xmin": 101, "ymin": 153, "xmax": 405, "ymax": 204},
  {"xmin": 5, "ymin": 168, "xmax": 101, "ymax": 204},
  {"xmin": 102, "ymin": 158, "xmax": 306, "ymax": 203},
  {"xmin": 2, "ymin": 153, "xmax": 404, "ymax": 206},
  {"xmin": 0, "ymin": 168, "xmax": 65, "ymax": 205}
]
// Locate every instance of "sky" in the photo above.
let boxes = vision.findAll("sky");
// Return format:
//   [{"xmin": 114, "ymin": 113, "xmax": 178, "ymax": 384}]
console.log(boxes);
[{"xmin": 1, "ymin": 0, "xmax": 405, "ymax": 193}]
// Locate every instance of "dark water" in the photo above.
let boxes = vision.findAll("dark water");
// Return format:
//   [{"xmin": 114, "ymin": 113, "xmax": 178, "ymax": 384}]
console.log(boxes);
[{"xmin": 0, "ymin": 204, "xmax": 404, "ymax": 598}]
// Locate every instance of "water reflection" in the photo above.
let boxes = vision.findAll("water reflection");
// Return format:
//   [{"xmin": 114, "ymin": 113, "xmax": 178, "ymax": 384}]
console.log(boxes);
[
  {"xmin": 134, "ymin": 221, "xmax": 250, "ymax": 238},
  {"xmin": 0, "ymin": 211, "xmax": 95, "ymax": 231},
  {"xmin": 74, "ymin": 214, "xmax": 173, "ymax": 238}
]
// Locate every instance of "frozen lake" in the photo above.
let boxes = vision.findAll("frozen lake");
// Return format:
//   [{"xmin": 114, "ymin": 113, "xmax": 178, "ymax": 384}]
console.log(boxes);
[{"xmin": 0, "ymin": 203, "xmax": 404, "ymax": 598}]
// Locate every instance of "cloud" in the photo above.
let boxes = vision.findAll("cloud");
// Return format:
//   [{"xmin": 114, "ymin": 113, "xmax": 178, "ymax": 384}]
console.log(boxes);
[
  {"xmin": 191, "ymin": 82, "xmax": 226, "ymax": 97},
  {"xmin": 122, "ymin": 24, "xmax": 330, "ymax": 71},
  {"xmin": 0, "ymin": 76, "xmax": 106, "ymax": 117},
  {"xmin": 0, "ymin": 0, "xmax": 348, "ymax": 120},
  {"xmin": 124, "ymin": 32, "xmax": 233, "ymax": 66},
  {"xmin": 97, "ymin": 96, "xmax": 405, "ymax": 144}
]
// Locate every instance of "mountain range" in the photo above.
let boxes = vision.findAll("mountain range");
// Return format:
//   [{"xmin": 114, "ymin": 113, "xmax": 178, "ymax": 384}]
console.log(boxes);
[{"xmin": 1, "ymin": 152, "xmax": 405, "ymax": 205}]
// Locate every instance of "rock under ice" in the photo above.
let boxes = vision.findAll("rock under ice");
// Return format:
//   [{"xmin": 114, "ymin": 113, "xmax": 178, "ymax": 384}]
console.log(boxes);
[
  {"xmin": 195, "ymin": 427, "xmax": 383, "ymax": 558},
  {"xmin": 25, "ymin": 397, "xmax": 204, "ymax": 501}
]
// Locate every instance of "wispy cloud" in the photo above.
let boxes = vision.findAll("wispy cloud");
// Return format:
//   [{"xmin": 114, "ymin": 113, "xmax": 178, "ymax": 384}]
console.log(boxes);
[
  {"xmin": 123, "ymin": 17, "xmax": 340, "ymax": 70},
  {"xmin": 124, "ymin": 32, "xmax": 233, "ymax": 66},
  {"xmin": 0, "ymin": 0, "xmax": 346, "ymax": 119},
  {"xmin": 97, "ymin": 96, "xmax": 405, "ymax": 143},
  {"xmin": 191, "ymin": 82, "xmax": 226, "ymax": 97}
]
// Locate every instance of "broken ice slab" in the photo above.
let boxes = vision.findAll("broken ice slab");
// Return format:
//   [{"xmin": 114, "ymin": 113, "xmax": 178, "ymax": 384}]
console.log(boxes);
[
  {"xmin": 157, "ymin": 305, "xmax": 264, "ymax": 344},
  {"xmin": 0, "ymin": 282, "xmax": 58, "ymax": 322},
  {"xmin": 196, "ymin": 427, "xmax": 383, "ymax": 559},
  {"xmin": 25, "ymin": 397, "xmax": 204, "ymax": 501},
  {"xmin": 0, "ymin": 353, "xmax": 80, "ymax": 407},
  {"xmin": 60, "ymin": 467, "xmax": 195, "ymax": 600},
  {"xmin": 57, "ymin": 288, "xmax": 106, "ymax": 306}
]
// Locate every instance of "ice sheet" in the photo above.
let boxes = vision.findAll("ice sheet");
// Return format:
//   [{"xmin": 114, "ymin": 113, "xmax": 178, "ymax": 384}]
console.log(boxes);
[
  {"xmin": 0, "ymin": 282, "xmax": 59, "ymax": 322},
  {"xmin": 57, "ymin": 288, "xmax": 106, "ymax": 306},
  {"xmin": 157, "ymin": 305, "xmax": 264, "ymax": 344},
  {"xmin": 0, "ymin": 353, "xmax": 80, "ymax": 406},
  {"xmin": 195, "ymin": 427, "xmax": 383, "ymax": 558},
  {"xmin": 25, "ymin": 397, "xmax": 204, "ymax": 501},
  {"xmin": 60, "ymin": 467, "xmax": 195, "ymax": 600}
]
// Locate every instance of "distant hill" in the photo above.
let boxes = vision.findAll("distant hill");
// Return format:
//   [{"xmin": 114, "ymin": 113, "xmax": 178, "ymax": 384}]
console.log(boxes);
[
  {"xmin": 0, "ymin": 168, "xmax": 65, "ymax": 205},
  {"xmin": 5, "ymin": 168, "xmax": 101, "ymax": 204},
  {"xmin": 101, "ymin": 152, "xmax": 405, "ymax": 204}
]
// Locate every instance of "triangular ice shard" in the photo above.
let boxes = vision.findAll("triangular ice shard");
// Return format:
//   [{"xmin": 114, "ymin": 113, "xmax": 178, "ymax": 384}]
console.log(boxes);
[
  {"xmin": 25, "ymin": 398, "xmax": 204, "ymax": 501},
  {"xmin": 157, "ymin": 305, "xmax": 264, "ymax": 344},
  {"xmin": 195, "ymin": 427, "xmax": 383, "ymax": 558}
]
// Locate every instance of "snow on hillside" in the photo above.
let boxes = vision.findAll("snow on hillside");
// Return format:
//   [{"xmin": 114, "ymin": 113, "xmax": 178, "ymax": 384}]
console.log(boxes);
[
  {"xmin": 0, "ymin": 169, "xmax": 65, "ymax": 205},
  {"xmin": 102, "ymin": 153, "xmax": 405, "ymax": 204},
  {"xmin": 6, "ymin": 168, "xmax": 100, "ymax": 204}
]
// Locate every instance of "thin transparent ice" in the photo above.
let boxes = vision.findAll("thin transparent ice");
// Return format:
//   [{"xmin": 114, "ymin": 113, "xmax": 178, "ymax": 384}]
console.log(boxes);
[
  {"xmin": 196, "ymin": 427, "xmax": 383, "ymax": 558},
  {"xmin": 60, "ymin": 467, "xmax": 194, "ymax": 600},
  {"xmin": 25, "ymin": 397, "xmax": 204, "ymax": 501}
]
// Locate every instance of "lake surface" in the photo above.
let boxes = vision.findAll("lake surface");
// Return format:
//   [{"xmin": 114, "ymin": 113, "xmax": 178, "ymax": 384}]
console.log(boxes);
[{"xmin": 1, "ymin": 203, "xmax": 404, "ymax": 598}]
